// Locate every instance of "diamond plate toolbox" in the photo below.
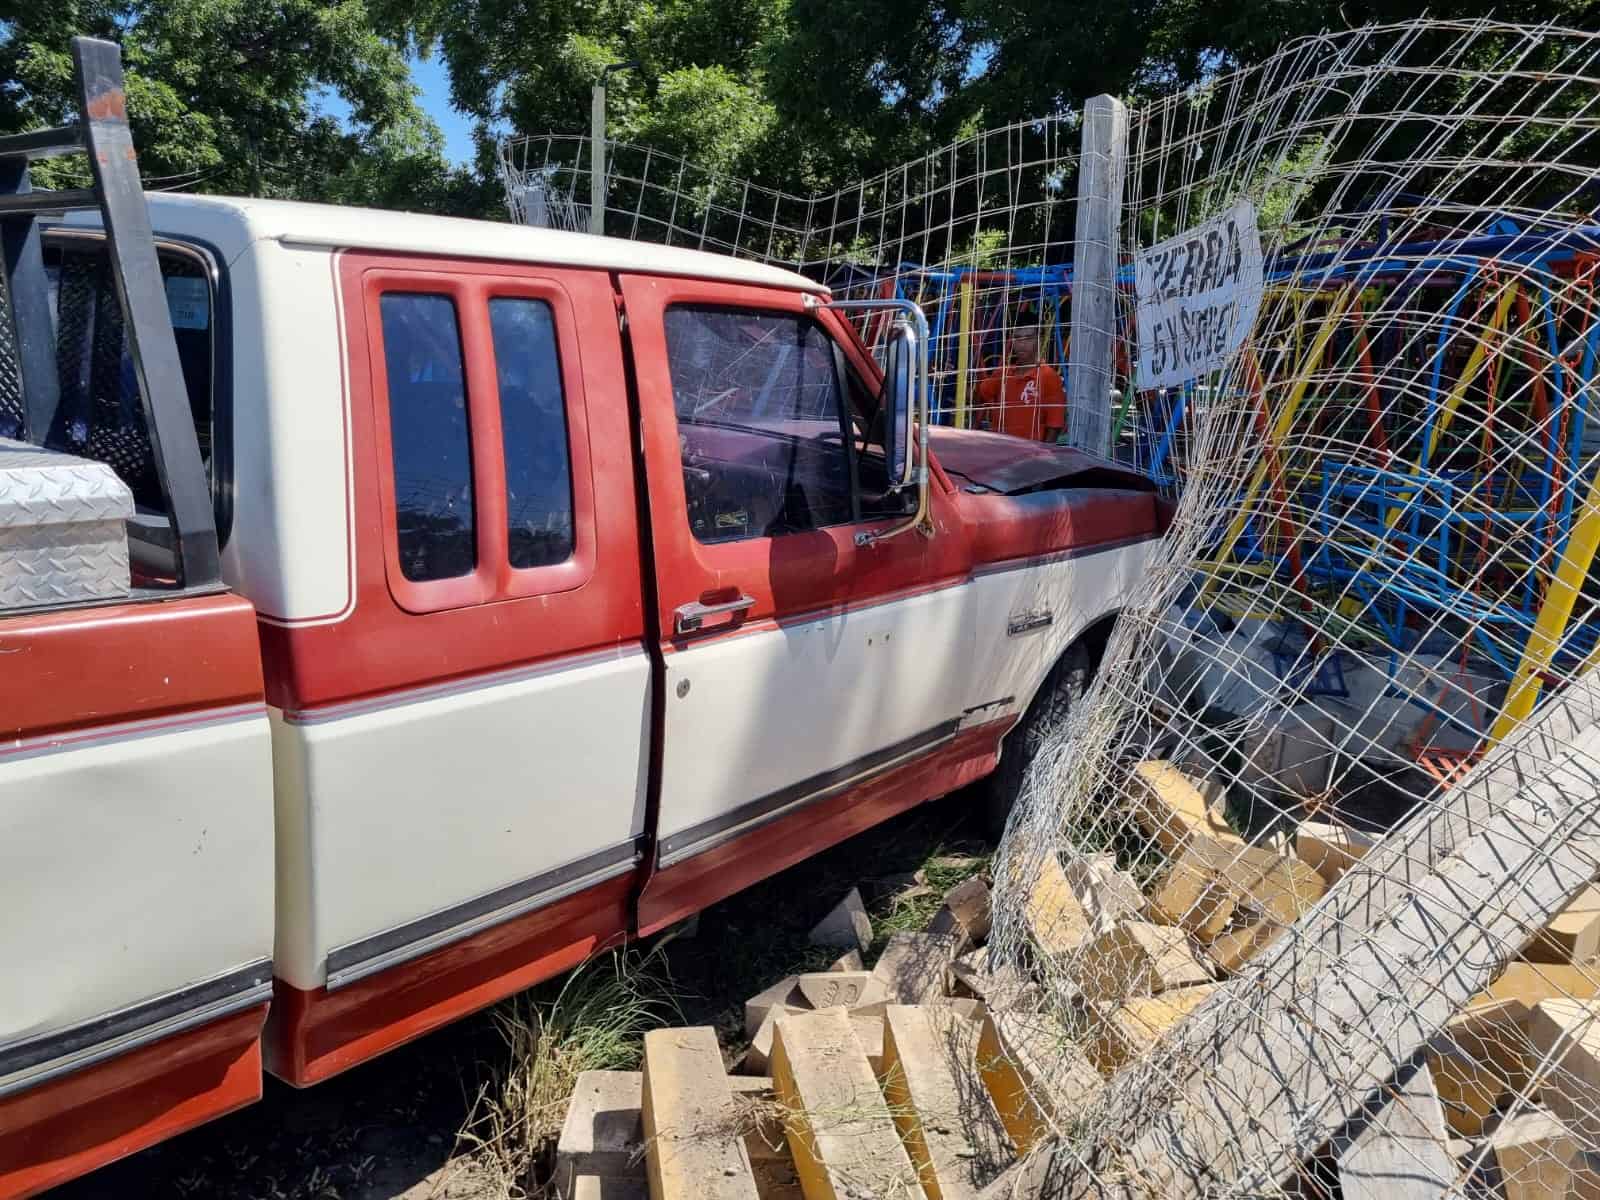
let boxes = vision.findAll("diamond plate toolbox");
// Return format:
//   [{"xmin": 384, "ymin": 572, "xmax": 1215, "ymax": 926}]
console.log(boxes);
[{"xmin": 0, "ymin": 438, "xmax": 134, "ymax": 611}]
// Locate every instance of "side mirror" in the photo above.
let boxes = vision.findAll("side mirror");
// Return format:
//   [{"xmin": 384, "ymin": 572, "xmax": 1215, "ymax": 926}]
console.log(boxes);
[
  {"xmin": 820, "ymin": 295, "xmax": 930, "ymax": 547},
  {"xmin": 882, "ymin": 318, "xmax": 917, "ymax": 491}
]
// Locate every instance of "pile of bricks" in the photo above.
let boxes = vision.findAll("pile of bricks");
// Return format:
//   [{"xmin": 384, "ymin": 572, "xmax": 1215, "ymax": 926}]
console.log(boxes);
[
  {"xmin": 553, "ymin": 757, "xmax": 1600, "ymax": 1197},
  {"xmin": 553, "ymin": 871, "xmax": 1072, "ymax": 1199},
  {"xmin": 1045, "ymin": 758, "xmax": 1600, "ymax": 1199}
]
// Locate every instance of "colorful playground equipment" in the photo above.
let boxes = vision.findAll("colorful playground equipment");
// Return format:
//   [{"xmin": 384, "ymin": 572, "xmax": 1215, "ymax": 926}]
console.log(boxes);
[
  {"xmin": 835, "ymin": 215, "xmax": 1600, "ymax": 783},
  {"xmin": 1186, "ymin": 219, "xmax": 1600, "ymax": 779},
  {"xmin": 827, "ymin": 263, "xmax": 1076, "ymax": 437}
]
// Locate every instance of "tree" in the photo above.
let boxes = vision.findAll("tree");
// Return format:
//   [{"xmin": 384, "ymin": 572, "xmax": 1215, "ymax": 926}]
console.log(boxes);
[
  {"xmin": 0, "ymin": 0, "xmax": 477, "ymax": 211},
  {"xmin": 377, "ymin": 0, "xmax": 795, "ymax": 193}
]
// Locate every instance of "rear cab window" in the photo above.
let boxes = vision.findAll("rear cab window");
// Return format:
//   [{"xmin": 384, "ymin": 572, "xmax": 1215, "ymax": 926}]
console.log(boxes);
[
  {"xmin": 378, "ymin": 293, "xmax": 477, "ymax": 583},
  {"xmin": 490, "ymin": 297, "xmax": 574, "ymax": 569},
  {"xmin": 17, "ymin": 234, "xmax": 225, "ymax": 568}
]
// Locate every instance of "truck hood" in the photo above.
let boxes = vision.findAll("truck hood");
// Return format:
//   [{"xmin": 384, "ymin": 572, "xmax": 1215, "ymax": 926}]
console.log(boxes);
[{"xmin": 926, "ymin": 426, "xmax": 1154, "ymax": 496}]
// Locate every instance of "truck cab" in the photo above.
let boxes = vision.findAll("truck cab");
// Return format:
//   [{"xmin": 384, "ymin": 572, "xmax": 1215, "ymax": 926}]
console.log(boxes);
[{"xmin": 0, "ymin": 44, "xmax": 1164, "ymax": 1197}]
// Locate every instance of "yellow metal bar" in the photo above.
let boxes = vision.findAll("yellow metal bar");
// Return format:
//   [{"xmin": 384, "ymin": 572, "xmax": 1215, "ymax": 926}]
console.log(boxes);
[
  {"xmin": 1200, "ymin": 289, "xmax": 1354, "ymax": 601},
  {"xmin": 1419, "ymin": 282, "xmax": 1518, "ymax": 469},
  {"xmin": 1488, "ymin": 462, "xmax": 1600, "ymax": 745},
  {"xmin": 954, "ymin": 278, "xmax": 974, "ymax": 430}
]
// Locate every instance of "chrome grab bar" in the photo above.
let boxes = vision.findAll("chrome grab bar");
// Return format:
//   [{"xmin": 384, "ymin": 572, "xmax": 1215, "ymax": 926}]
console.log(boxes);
[{"xmin": 674, "ymin": 594, "xmax": 756, "ymax": 635}]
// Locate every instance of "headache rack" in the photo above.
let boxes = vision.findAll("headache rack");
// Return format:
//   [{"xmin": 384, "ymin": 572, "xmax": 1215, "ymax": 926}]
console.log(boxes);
[{"xmin": 0, "ymin": 36, "xmax": 218, "ymax": 591}]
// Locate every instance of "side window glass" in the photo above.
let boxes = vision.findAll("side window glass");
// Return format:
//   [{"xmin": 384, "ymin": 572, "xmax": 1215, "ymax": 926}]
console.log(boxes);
[
  {"xmin": 663, "ymin": 307, "xmax": 852, "ymax": 544},
  {"xmin": 379, "ymin": 293, "xmax": 475, "ymax": 581},
  {"xmin": 489, "ymin": 297, "xmax": 574, "ymax": 568}
]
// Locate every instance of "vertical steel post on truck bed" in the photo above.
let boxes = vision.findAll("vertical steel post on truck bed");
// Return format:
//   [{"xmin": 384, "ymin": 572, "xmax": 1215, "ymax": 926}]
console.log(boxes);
[{"xmin": 0, "ymin": 37, "xmax": 219, "ymax": 588}]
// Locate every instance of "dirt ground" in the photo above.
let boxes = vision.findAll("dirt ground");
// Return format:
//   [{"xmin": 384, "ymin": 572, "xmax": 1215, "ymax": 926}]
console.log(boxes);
[{"xmin": 50, "ymin": 788, "xmax": 993, "ymax": 1200}]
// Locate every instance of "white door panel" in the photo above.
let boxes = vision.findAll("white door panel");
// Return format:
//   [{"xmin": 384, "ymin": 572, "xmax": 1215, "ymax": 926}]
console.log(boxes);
[
  {"xmin": 967, "ymin": 542, "xmax": 1158, "ymax": 722},
  {"xmin": 657, "ymin": 586, "xmax": 975, "ymax": 862},
  {"xmin": 270, "ymin": 648, "xmax": 650, "ymax": 989},
  {"xmin": 0, "ymin": 712, "xmax": 275, "ymax": 1049}
]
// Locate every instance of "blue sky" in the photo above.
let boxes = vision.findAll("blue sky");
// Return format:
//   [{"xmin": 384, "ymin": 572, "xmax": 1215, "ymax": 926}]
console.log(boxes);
[
  {"xmin": 317, "ymin": 50, "xmax": 478, "ymax": 166},
  {"xmin": 410, "ymin": 52, "xmax": 478, "ymax": 165}
]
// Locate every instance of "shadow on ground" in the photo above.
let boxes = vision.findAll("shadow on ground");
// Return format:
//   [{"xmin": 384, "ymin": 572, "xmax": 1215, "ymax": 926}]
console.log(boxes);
[{"xmin": 50, "ymin": 786, "xmax": 993, "ymax": 1199}]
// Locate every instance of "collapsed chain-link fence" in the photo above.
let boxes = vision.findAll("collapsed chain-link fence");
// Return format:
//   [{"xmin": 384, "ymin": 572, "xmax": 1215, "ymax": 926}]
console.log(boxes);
[{"xmin": 983, "ymin": 19, "xmax": 1600, "ymax": 1199}]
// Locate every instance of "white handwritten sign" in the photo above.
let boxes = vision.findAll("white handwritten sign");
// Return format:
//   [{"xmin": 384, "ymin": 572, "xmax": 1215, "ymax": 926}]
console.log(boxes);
[{"xmin": 1135, "ymin": 198, "xmax": 1264, "ymax": 390}]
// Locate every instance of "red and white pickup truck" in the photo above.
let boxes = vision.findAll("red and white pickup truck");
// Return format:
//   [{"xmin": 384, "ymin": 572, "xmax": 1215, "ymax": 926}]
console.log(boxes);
[{"xmin": 0, "ymin": 41, "xmax": 1166, "ymax": 1198}]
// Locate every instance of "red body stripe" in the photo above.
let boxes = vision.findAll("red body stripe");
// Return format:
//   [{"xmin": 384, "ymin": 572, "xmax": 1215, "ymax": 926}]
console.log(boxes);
[
  {"xmin": 264, "ymin": 873, "xmax": 632, "ymax": 1087},
  {"xmin": 636, "ymin": 717, "xmax": 1009, "ymax": 936},
  {"xmin": 0, "ymin": 1005, "xmax": 266, "ymax": 1200},
  {"xmin": 0, "ymin": 593, "xmax": 264, "ymax": 742}
]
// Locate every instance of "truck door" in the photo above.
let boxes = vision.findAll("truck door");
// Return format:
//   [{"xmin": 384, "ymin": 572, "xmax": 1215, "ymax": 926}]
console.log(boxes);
[
  {"xmin": 620, "ymin": 275, "xmax": 980, "ymax": 933},
  {"xmin": 263, "ymin": 258, "xmax": 651, "ymax": 1083}
]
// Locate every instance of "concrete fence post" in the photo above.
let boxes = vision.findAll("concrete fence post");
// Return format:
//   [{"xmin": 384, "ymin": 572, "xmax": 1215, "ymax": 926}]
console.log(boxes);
[
  {"xmin": 589, "ymin": 83, "xmax": 607, "ymax": 237},
  {"xmin": 1066, "ymin": 95, "xmax": 1129, "ymax": 457}
]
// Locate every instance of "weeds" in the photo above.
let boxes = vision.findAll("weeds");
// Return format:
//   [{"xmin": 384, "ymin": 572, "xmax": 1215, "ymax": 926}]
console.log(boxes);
[{"xmin": 454, "ymin": 948, "xmax": 676, "ymax": 1198}]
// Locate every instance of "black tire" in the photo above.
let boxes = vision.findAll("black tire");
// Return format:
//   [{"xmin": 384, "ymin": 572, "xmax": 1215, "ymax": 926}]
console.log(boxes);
[{"xmin": 984, "ymin": 641, "xmax": 1095, "ymax": 840}]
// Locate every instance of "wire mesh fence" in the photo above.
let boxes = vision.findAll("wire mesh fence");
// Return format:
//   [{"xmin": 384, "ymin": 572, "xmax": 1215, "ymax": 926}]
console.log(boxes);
[
  {"xmin": 981, "ymin": 18, "xmax": 1600, "ymax": 1199},
  {"xmin": 502, "ymin": 18, "xmax": 1600, "ymax": 1195},
  {"xmin": 499, "ymin": 116, "xmax": 1087, "ymax": 441}
]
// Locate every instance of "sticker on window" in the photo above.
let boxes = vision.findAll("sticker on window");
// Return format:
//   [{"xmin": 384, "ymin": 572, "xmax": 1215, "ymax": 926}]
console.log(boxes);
[{"xmin": 165, "ymin": 275, "xmax": 210, "ymax": 330}]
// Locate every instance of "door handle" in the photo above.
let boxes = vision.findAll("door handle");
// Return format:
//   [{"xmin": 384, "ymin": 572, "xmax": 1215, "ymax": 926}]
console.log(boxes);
[{"xmin": 674, "ymin": 594, "xmax": 755, "ymax": 635}]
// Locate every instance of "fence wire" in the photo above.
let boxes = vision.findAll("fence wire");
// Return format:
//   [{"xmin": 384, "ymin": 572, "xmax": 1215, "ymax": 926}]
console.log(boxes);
[
  {"xmin": 503, "ymin": 19, "xmax": 1600, "ymax": 1195},
  {"xmin": 500, "ymin": 116, "xmax": 1086, "ymax": 441},
  {"xmin": 984, "ymin": 19, "xmax": 1600, "ymax": 1199}
]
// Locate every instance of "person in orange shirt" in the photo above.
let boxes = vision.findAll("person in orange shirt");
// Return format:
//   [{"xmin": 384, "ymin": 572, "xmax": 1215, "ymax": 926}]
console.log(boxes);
[{"xmin": 974, "ymin": 327, "xmax": 1067, "ymax": 442}]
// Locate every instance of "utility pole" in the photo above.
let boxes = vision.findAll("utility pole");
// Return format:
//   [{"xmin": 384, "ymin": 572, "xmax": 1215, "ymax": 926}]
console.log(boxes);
[{"xmin": 589, "ymin": 60, "xmax": 641, "ymax": 237}]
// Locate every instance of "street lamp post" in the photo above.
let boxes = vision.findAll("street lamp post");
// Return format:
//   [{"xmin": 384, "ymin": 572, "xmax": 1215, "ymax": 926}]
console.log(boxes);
[{"xmin": 590, "ymin": 60, "xmax": 641, "ymax": 237}]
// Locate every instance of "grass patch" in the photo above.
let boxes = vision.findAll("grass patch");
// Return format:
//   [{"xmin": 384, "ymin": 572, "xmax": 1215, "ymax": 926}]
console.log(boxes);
[
  {"xmin": 455, "ymin": 948, "xmax": 676, "ymax": 1198},
  {"xmin": 452, "ymin": 788, "xmax": 998, "ymax": 1196}
]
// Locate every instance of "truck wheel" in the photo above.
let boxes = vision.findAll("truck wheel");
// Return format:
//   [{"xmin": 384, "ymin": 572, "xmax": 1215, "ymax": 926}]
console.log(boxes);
[{"xmin": 984, "ymin": 641, "xmax": 1094, "ymax": 840}]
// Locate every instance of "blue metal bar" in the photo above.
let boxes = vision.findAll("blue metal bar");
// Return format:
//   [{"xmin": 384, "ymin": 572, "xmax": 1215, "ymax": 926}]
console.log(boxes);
[{"xmin": 1147, "ymin": 384, "xmax": 1189, "ymax": 481}]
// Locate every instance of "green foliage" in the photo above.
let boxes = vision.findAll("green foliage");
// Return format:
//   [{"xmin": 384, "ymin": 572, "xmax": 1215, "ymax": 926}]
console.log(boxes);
[
  {"xmin": 0, "ymin": 0, "xmax": 478, "ymax": 211},
  {"xmin": 6, "ymin": 0, "xmax": 1599, "ymax": 219}
]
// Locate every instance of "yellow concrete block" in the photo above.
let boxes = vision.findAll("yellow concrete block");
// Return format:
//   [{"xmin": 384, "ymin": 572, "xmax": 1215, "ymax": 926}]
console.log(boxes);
[
  {"xmin": 745, "ymin": 1004, "xmax": 808, "ymax": 1075},
  {"xmin": 1526, "ymin": 885, "xmax": 1600, "ymax": 965},
  {"xmin": 641, "ymin": 1027, "xmax": 760, "ymax": 1200},
  {"xmin": 850, "ymin": 1012, "xmax": 886, "ymax": 1075},
  {"xmin": 1128, "ymin": 760, "xmax": 1242, "ymax": 854},
  {"xmin": 771, "ymin": 1008, "xmax": 920, "ymax": 1200},
  {"xmin": 975, "ymin": 1009, "xmax": 1100, "ymax": 1155},
  {"xmin": 1148, "ymin": 842, "xmax": 1235, "ymax": 941},
  {"xmin": 1088, "ymin": 985, "xmax": 1217, "ymax": 1076},
  {"xmin": 881, "ymin": 1005, "xmax": 1012, "ymax": 1198},
  {"xmin": 872, "ymin": 930, "xmax": 961, "ymax": 1004},
  {"xmin": 1205, "ymin": 920, "xmax": 1279, "ymax": 976},
  {"xmin": 1566, "ymin": 1150, "xmax": 1600, "ymax": 1198},
  {"xmin": 1227, "ymin": 842, "xmax": 1327, "ymax": 927},
  {"xmin": 746, "ymin": 976, "xmax": 804, "ymax": 1039},
  {"xmin": 1020, "ymin": 852, "xmax": 1095, "ymax": 958},
  {"xmin": 796, "ymin": 971, "xmax": 889, "ymax": 1011},
  {"xmin": 728, "ymin": 1076, "xmax": 805, "ymax": 1200},
  {"xmin": 1294, "ymin": 819, "xmax": 1373, "ymax": 885},
  {"xmin": 1429, "ymin": 1026, "xmax": 1518, "ymax": 1137},
  {"xmin": 1489, "ymin": 1108, "xmax": 1579, "ymax": 1200},
  {"xmin": 1527, "ymin": 999, "xmax": 1600, "ymax": 1144},
  {"xmin": 1074, "ymin": 920, "xmax": 1212, "ymax": 1002},
  {"xmin": 1480, "ymin": 962, "xmax": 1600, "ymax": 1010}
]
